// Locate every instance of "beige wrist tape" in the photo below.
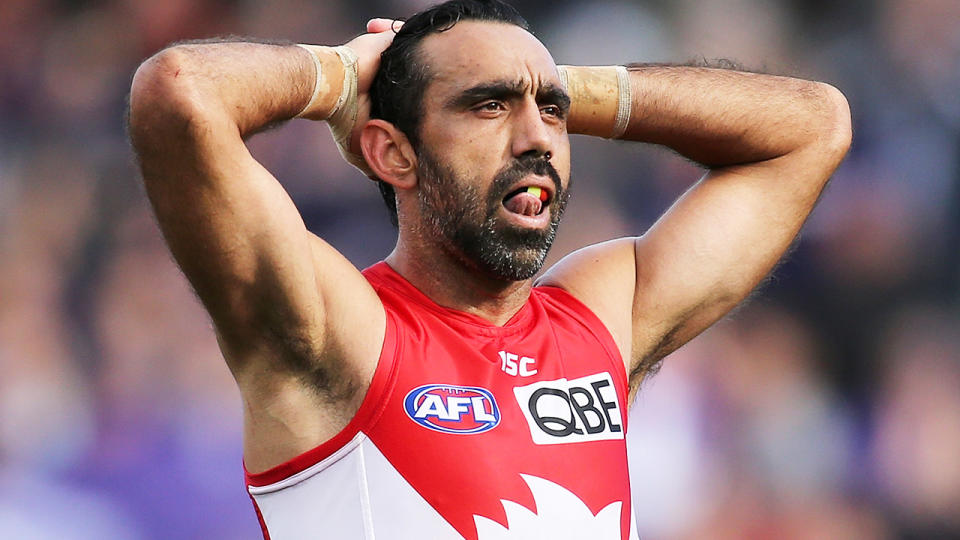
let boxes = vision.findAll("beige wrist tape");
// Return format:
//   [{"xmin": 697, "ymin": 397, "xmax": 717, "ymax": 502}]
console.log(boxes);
[
  {"xmin": 296, "ymin": 44, "xmax": 372, "ymax": 176},
  {"xmin": 557, "ymin": 65, "xmax": 632, "ymax": 138},
  {"xmin": 295, "ymin": 44, "xmax": 343, "ymax": 120}
]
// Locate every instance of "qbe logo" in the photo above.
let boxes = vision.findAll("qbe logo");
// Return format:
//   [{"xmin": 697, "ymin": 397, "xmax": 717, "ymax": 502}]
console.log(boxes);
[
  {"xmin": 404, "ymin": 384, "xmax": 501, "ymax": 435},
  {"xmin": 514, "ymin": 372, "xmax": 624, "ymax": 445}
]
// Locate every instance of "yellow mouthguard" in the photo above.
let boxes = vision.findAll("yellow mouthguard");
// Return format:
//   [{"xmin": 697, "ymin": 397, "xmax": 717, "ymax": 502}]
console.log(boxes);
[{"xmin": 527, "ymin": 186, "xmax": 543, "ymax": 200}]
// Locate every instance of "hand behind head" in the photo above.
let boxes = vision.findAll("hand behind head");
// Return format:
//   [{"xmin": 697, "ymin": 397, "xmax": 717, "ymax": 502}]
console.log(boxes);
[{"xmin": 344, "ymin": 19, "xmax": 404, "ymax": 159}]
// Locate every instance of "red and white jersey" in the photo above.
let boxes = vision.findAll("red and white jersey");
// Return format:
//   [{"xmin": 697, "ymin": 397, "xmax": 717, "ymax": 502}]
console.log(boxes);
[{"xmin": 246, "ymin": 262, "xmax": 639, "ymax": 540}]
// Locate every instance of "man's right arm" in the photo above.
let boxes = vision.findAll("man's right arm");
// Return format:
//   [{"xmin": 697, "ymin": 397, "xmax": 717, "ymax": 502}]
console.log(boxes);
[{"xmin": 127, "ymin": 36, "xmax": 388, "ymax": 471}]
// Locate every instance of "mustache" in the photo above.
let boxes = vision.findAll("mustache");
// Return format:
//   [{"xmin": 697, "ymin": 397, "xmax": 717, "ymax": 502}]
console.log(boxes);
[{"xmin": 489, "ymin": 154, "xmax": 563, "ymax": 202}]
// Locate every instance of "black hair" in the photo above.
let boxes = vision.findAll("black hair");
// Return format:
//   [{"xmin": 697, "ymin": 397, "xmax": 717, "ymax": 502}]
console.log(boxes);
[{"xmin": 369, "ymin": 0, "xmax": 529, "ymax": 227}]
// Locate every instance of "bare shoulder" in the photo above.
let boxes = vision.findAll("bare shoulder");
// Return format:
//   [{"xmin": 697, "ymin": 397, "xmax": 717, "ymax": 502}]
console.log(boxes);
[{"xmin": 537, "ymin": 237, "xmax": 638, "ymax": 364}]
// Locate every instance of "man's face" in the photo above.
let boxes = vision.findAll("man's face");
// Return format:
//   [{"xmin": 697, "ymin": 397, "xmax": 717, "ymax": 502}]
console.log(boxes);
[
  {"xmin": 412, "ymin": 21, "xmax": 572, "ymax": 281},
  {"xmin": 416, "ymin": 145, "xmax": 568, "ymax": 281}
]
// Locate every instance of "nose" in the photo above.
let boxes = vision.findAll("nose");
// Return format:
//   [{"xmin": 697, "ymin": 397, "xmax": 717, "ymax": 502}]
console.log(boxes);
[{"xmin": 510, "ymin": 98, "xmax": 553, "ymax": 161}]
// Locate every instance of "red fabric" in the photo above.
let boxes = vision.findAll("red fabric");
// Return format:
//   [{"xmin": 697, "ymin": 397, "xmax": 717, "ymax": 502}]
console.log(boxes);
[
  {"xmin": 245, "ymin": 261, "xmax": 633, "ymax": 539},
  {"xmin": 361, "ymin": 262, "xmax": 632, "ymax": 540}
]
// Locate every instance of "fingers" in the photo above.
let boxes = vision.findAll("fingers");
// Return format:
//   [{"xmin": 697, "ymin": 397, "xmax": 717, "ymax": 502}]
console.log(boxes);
[{"xmin": 366, "ymin": 18, "xmax": 403, "ymax": 34}]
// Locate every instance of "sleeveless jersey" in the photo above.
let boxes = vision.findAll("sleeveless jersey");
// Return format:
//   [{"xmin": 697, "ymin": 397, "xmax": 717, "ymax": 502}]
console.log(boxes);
[{"xmin": 245, "ymin": 262, "xmax": 639, "ymax": 539}]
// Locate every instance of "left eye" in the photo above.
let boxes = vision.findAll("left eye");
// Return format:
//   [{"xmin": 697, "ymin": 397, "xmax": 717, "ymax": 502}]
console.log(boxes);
[
  {"xmin": 541, "ymin": 106, "xmax": 561, "ymax": 117},
  {"xmin": 478, "ymin": 101, "xmax": 504, "ymax": 111}
]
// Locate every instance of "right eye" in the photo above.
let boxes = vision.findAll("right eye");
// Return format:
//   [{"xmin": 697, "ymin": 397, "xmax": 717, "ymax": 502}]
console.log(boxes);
[{"xmin": 475, "ymin": 101, "xmax": 506, "ymax": 113}]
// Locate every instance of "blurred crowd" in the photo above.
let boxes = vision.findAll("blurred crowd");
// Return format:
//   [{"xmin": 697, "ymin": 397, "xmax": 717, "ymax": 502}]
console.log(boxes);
[{"xmin": 1, "ymin": 0, "xmax": 958, "ymax": 538}]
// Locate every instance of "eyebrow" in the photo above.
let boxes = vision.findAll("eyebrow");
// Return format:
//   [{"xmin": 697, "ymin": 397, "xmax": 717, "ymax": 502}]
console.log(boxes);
[{"xmin": 446, "ymin": 79, "xmax": 571, "ymax": 113}]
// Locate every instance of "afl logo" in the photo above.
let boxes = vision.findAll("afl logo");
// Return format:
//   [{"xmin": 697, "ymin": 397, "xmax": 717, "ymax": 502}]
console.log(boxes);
[{"xmin": 404, "ymin": 384, "xmax": 501, "ymax": 434}]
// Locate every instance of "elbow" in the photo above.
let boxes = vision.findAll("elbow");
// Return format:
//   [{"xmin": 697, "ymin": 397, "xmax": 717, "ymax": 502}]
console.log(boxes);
[
  {"xmin": 129, "ymin": 47, "xmax": 190, "ymax": 125},
  {"xmin": 813, "ymin": 82, "xmax": 853, "ymax": 163},
  {"xmin": 127, "ymin": 47, "xmax": 211, "ymax": 151}
]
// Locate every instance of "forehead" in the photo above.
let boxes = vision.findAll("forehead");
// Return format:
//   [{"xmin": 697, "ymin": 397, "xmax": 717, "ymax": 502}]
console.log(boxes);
[{"xmin": 418, "ymin": 21, "xmax": 560, "ymax": 95}]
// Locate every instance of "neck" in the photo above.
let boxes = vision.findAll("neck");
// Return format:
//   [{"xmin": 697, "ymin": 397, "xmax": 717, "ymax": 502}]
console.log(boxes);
[{"xmin": 385, "ymin": 235, "xmax": 533, "ymax": 326}]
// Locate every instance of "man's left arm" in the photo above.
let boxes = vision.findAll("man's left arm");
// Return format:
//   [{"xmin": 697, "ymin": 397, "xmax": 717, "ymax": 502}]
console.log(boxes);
[{"xmin": 540, "ymin": 63, "xmax": 851, "ymax": 392}]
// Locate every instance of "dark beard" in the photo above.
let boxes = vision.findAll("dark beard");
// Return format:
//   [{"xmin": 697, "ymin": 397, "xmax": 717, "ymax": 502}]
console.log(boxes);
[{"xmin": 416, "ymin": 150, "xmax": 569, "ymax": 281}]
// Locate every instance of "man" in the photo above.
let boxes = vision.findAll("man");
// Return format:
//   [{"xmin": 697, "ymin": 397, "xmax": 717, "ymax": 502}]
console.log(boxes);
[{"xmin": 128, "ymin": 0, "xmax": 850, "ymax": 538}]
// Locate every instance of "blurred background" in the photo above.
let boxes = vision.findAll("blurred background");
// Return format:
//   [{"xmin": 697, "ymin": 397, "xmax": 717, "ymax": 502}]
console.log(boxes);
[{"xmin": 1, "ymin": 0, "xmax": 958, "ymax": 538}]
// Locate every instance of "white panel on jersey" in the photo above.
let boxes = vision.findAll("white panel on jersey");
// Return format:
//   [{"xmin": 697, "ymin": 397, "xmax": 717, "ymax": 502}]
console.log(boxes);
[
  {"xmin": 473, "ymin": 474, "xmax": 624, "ymax": 539},
  {"xmin": 249, "ymin": 433, "xmax": 638, "ymax": 539},
  {"xmin": 250, "ymin": 434, "xmax": 368, "ymax": 540},
  {"xmin": 361, "ymin": 437, "xmax": 464, "ymax": 538}
]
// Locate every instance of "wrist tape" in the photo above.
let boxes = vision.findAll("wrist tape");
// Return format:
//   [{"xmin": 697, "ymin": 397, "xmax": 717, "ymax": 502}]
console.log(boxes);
[
  {"xmin": 557, "ymin": 65, "xmax": 632, "ymax": 138},
  {"xmin": 296, "ymin": 44, "xmax": 372, "ymax": 176}
]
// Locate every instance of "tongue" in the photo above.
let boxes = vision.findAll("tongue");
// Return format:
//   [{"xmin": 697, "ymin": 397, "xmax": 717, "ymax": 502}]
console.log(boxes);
[{"xmin": 504, "ymin": 192, "xmax": 543, "ymax": 216}]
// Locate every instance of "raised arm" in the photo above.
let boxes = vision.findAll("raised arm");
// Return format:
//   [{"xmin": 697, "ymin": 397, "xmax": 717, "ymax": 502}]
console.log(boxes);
[
  {"xmin": 541, "ymin": 63, "xmax": 851, "ymax": 392},
  {"xmin": 127, "ymin": 23, "xmax": 396, "ymax": 470}
]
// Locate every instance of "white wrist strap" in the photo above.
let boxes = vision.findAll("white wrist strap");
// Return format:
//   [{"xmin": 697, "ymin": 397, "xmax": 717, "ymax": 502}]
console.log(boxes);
[
  {"xmin": 296, "ymin": 44, "xmax": 372, "ymax": 176},
  {"xmin": 324, "ymin": 46, "xmax": 371, "ymax": 175},
  {"xmin": 557, "ymin": 66, "xmax": 569, "ymax": 92},
  {"xmin": 295, "ymin": 44, "xmax": 325, "ymax": 118},
  {"xmin": 612, "ymin": 65, "xmax": 631, "ymax": 139}
]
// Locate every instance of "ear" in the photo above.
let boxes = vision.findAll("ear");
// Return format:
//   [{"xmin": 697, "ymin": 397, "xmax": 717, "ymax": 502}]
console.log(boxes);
[{"xmin": 360, "ymin": 119, "xmax": 418, "ymax": 189}]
